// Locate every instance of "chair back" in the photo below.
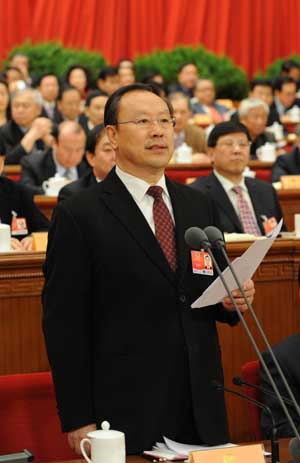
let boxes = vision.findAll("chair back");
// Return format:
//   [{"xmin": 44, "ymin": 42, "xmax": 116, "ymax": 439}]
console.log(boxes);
[
  {"xmin": 241, "ymin": 360, "xmax": 263, "ymax": 440},
  {"xmin": 0, "ymin": 372, "xmax": 76, "ymax": 462}
]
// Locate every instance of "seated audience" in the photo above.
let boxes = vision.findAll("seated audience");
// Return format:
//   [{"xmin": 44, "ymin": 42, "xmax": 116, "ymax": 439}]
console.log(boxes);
[
  {"xmin": 20, "ymin": 121, "xmax": 89, "ymax": 194},
  {"xmin": 260, "ymin": 334, "xmax": 300, "ymax": 439},
  {"xmin": 9, "ymin": 52, "xmax": 34, "ymax": 86},
  {"xmin": 169, "ymin": 62, "xmax": 199, "ymax": 98},
  {"xmin": 59, "ymin": 123, "xmax": 115, "ymax": 200},
  {"xmin": 280, "ymin": 59, "xmax": 300, "ymax": 83},
  {"xmin": 272, "ymin": 76, "xmax": 299, "ymax": 117},
  {"xmin": 271, "ymin": 147, "xmax": 300, "ymax": 181},
  {"xmin": 118, "ymin": 67, "xmax": 135, "ymax": 87},
  {"xmin": 37, "ymin": 73, "xmax": 60, "ymax": 121},
  {"xmin": 168, "ymin": 92, "xmax": 208, "ymax": 161},
  {"xmin": 55, "ymin": 86, "xmax": 86, "ymax": 126},
  {"xmin": 65, "ymin": 64, "xmax": 91, "ymax": 101},
  {"xmin": 238, "ymin": 98, "xmax": 276, "ymax": 159},
  {"xmin": 0, "ymin": 152, "xmax": 49, "ymax": 251},
  {"xmin": 190, "ymin": 121, "xmax": 286, "ymax": 235},
  {"xmin": 0, "ymin": 88, "xmax": 52, "ymax": 164},
  {"xmin": 231, "ymin": 79, "xmax": 282, "ymax": 127},
  {"xmin": 81, "ymin": 90, "xmax": 108, "ymax": 134},
  {"xmin": 192, "ymin": 79, "xmax": 229, "ymax": 123},
  {"xmin": 142, "ymin": 70, "xmax": 165, "ymax": 86},
  {"xmin": 117, "ymin": 58, "xmax": 134, "ymax": 70},
  {"xmin": 97, "ymin": 67, "xmax": 119, "ymax": 95},
  {"xmin": 0, "ymin": 80, "xmax": 10, "ymax": 126}
]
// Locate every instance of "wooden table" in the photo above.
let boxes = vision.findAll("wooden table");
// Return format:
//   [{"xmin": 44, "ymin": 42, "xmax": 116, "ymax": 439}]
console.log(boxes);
[
  {"xmin": 48, "ymin": 438, "xmax": 292, "ymax": 462},
  {"xmin": 1, "ymin": 239, "xmax": 299, "ymax": 444},
  {"xmin": 34, "ymin": 195, "xmax": 58, "ymax": 220},
  {"xmin": 278, "ymin": 189, "xmax": 300, "ymax": 231}
]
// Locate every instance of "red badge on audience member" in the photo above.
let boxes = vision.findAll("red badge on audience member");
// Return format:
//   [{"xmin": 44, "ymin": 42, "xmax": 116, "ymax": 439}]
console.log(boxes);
[
  {"xmin": 11, "ymin": 211, "xmax": 28, "ymax": 236},
  {"xmin": 262, "ymin": 216, "xmax": 278, "ymax": 235},
  {"xmin": 191, "ymin": 250, "xmax": 214, "ymax": 276}
]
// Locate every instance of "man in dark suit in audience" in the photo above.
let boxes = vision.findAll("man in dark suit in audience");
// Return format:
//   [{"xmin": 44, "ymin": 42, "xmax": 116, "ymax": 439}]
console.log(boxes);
[
  {"xmin": 97, "ymin": 67, "xmax": 119, "ymax": 96},
  {"xmin": 0, "ymin": 88, "xmax": 52, "ymax": 164},
  {"xmin": 58, "ymin": 123, "xmax": 115, "ymax": 200},
  {"xmin": 260, "ymin": 334, "xmax": 300, "ymax": 438},
  {"xmin": 168, "ymin": 63, "xmax": 199, "ymax": 98},
  {"xmin": 190, "ymin": 121, "xmax": 285, "ymax": 235},
  {"xmin": 20, "ymin": 121, "xmax": 89, "ymax": 194},
  {"xmin": 271, "ymin": 147, "xmax": 300, "ymax": 182},
  {"xmin": 37, "ymin": 73, "xmax": 61, "ymax": 121},
  {"xmin": 54, "ymin": 86, "xmax": 86, "ymax": 127},
  {"xmin": 80, "ymin": 90, "xmax": 108, "ymax": 134},
  {"xmin": 0, "ymin": 152, "xmax": 49, "ymax": 251},
  {"xmin": 42, "ymin": 84, "xmax": 255, "ymax": 455}
]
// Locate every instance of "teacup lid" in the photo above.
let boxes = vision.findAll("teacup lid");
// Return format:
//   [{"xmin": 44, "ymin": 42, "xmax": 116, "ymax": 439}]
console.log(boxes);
[{"xmin": 87, "ymin": 421, "xmax": 124, "ymax": 439}]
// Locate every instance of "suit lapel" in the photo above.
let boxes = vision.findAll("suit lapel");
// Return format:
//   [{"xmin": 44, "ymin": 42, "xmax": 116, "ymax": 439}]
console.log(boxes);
[
  {"xmin": 100, "ymin": 170, "xmax": 177, "ymax": 286},
  {"xmin": 207, "ymin": 174, "xmax": 243, "ymax": 232}
]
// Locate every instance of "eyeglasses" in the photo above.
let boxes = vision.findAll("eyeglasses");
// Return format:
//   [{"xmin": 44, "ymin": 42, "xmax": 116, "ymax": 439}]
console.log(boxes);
[
  {"xmin": 116, "ymin": 117, "xmax": 176, "ymax": 129},
  {"xmin": 217, "ymin": 140, "xmax": 251, "ymax": 149}
]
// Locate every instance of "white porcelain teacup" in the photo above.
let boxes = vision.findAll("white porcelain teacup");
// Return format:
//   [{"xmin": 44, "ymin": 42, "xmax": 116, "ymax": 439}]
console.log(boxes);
[
  {"xmin": 256, "ymin": 143, "xmax": 276, "ymax": 162},
  {"xmin": 42, "ymin": 175, "xmax": 67, "ymax": 196},
  {"xmin": 0, "ymin": 223, "xmax": 11, "ymax": 252},
  {"xmin": 80, "ymin": 421, "xmax": 125, "ymax": 463}
]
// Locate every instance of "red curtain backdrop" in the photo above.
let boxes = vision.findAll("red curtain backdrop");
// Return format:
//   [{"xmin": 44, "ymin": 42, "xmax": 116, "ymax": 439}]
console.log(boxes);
[{"xmin": 1, "ymin": 0, "xmax": 300, "ymax": 76}]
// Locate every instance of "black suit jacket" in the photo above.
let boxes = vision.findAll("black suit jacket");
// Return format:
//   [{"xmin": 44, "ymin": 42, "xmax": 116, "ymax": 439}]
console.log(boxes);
[
  {"xmin": 271, "ymin": 147, "xmax": 300, "ymax": 182},
  {"xmin": 190, "ymin": 173, "xmax": 286, "ymax": 234},
  {"xmin": 20, "ymin": 148, "xmax": 90, "ymax": 195},
  {"xmin": 58, "ymin": 171, "xmax": 97, "ymax": 201},
  {"xmin": 0, "ymin": 120, "xmax": 45, "ymax": 165},
  {"xmin": 260, "ymin": 334, "xmax": 300, "ymax": 438},
  {"xmin": 0, "ymin": 176, "xmax": 49, "ymax": 233},
  {"xmin": 42, "ymin": 169, "xmax": 239, "ymax": 453},
  {"xmin": 41, "ymin": 104, "xmax": 62, "ymax": 122}
]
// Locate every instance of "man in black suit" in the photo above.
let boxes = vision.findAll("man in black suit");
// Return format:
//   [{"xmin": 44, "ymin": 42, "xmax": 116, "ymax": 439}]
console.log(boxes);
[
  {"xmin": 58, "ymin": 123, "xmax": 115, "ymax": 200},
  {"xmin": 260, "ymin": 334, "xmax": 300, "ymax": 438},
  {"xmin": 0, "ymin": 152, "xmax": 49, "ymax": 251},
  {"xmin": 271, "ymin": 147, "xmax": 300, "ymax": 182},
  {"xmin": 80, "ymin": 90, "xmax": 108, "ymax": 135},
  {"xmin": 190, "ymin": 121, "xmax": 285, "ymax": 235},
  {"xmin": 0, "ymin": 88, "xmax": 52, "ymax": 164},
  {"xmin": 54, "ymin": 86, "xmax": 86, "ymax": 128},
  {"xmin": 20, "ymin": 121, "xmax": 89, "ymax": 194},
  {"xmin": 168, "ymin": 62, "xmax": 199, "ymax": 98},
  {"xmin": 37, "ymin": 73, "xmax": 61, "ymax": 121},
  {"xmin": 42, "ymin": 84, "xmax": 254, "ymax": 455}
]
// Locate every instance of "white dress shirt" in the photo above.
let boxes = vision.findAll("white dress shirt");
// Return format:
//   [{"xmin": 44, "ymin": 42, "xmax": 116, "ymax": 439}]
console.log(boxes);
[
  {"xmin": 115, "ymin": 166, "xmax": 175, "ymax": 235},
  {"xmin": 52, "ymin": 150, "xmax": 78, "ymax": 181},
  {"xmin": 213, "ymin": 170, "xmax": 259, "ymax": 227}
]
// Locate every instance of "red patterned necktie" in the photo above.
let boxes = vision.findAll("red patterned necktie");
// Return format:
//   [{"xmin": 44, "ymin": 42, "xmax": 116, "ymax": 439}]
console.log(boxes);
[
  {"xmin": 147, "ymin": 186, "xmax": 177, "ymax": 272},
  {"xmin": 232, "ymin": 186, "xmax": 261, "ymax": 236}
]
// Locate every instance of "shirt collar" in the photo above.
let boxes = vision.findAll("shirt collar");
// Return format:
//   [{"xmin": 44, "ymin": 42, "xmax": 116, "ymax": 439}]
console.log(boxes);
[
  {"xmin": 214, "ymin": 169, "xmax": 247, "ymax": 193},
  {"xmin": 115, "ymin": 165, "xmax": 170, "ymax": 204}
]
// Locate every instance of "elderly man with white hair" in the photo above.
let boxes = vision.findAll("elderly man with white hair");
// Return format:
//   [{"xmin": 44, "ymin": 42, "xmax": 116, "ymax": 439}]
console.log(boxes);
[
  {"xmin": 0, "ymin": 88, "xmax": 52, "ymax": 164},
  {"xmin": 238, "ymin": 97, "xmax": 276, "ymax": 159}
]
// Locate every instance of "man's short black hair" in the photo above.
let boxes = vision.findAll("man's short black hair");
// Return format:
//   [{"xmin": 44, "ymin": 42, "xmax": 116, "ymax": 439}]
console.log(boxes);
[
  {"xmin": 85, "ymin": 89, "xmax": 108, "ymax": 107},
  {"xmin": 281, "ymin": 59, "xmax": 300, "ymax": 73},
  {"xmin": 98, "ymin": 66, "xmax": 118, "ymax": 81},
  {"xmin": 177, "ymin": 62, "xmax": 197, "ymax": 74},
  {"xmin": 86, "ymin": 123, "xmax": 106, "ymax": 154},
  {"xmin": 36, "ymin": 73, "xmax": 59, "ymax": 87},
  {"xmin": 249, "ymin": 78, "xmax": 272, "ymax": 91},
  {"xmin": 104, "ymin": 83, "xmax": 173, "ymax": 126},
  {"xmin": 273, "ymin": 76, "xmax": 297, "ymax": 91},
  {"xmin": 207, "ymin": 121, "xmax": 251, "ymax": 147},
  {"xmin": 57, "ymin": 85, "xmax": 81, "ymax": 101}
]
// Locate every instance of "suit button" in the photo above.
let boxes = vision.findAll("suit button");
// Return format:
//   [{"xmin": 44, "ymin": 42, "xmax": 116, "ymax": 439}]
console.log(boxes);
[{"xmin": 179, "ymin": 294, "xmax": 186, "ymax": 303}]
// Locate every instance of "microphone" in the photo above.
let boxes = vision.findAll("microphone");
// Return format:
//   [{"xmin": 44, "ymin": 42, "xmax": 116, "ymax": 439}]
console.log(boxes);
[
  {"xmin": 233, "ymin": 376, "xmax": 294, "ymax": 407},
  {"xmin": 184, "ymin": 227, "xmax": 211, "ymax": 251},
  {"xmin": 212, "ymin": 380, "xmax": 279, "ymax": 463},
  {"xmin": 289, "ymin": 437, "xmax": 300, "ymax": 462},
  {"xmin": 203, "ymin": 225, "xmax": 300, "ymax": 444}
]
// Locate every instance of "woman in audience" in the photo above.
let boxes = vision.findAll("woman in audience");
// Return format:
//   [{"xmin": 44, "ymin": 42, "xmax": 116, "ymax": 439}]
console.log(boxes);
[
  {"xmin": 65, "ymin": 65, "xmax": 91, "ymax": 101},
  {"xmin": 0, "ymin": 80, "xmax": 10, "ymax": 126}
]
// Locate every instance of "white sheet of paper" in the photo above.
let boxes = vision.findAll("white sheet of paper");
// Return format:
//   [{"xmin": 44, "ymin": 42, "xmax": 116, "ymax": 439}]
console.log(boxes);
[
  {"xmin": 163, "ymin": 436, "xmax": 236, "ymax": 456},
  {"xmin": 191, "ymin": 219, "xmax": 283, "ymax": 309}
]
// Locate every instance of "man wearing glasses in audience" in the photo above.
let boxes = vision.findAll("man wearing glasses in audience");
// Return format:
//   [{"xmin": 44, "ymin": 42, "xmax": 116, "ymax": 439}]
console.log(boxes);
[
  {"xmin": 191, "ymin": 121, "xmax": 285, "ymax": 235},
  {"xmin": 43, "ymin": 84, "xmax": 254, "ymax": 455}
]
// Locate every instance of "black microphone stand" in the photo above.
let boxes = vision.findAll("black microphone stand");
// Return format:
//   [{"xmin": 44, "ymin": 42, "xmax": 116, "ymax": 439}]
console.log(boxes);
[{"xmin": 213, "ymin": 381, "xmax": 279, "ymax": 463}]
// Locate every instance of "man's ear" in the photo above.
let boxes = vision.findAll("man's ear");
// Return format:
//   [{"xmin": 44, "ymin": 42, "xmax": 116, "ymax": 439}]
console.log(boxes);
[
  {"xmin": 105, "ymin": 125, "xmax": 118, "ymax": 150},
  {"xmin": 85, "ymin": 151, "xmax": 95, "ymax": 168},
  {"xmin": 207, "ymin": 147, "xmax": 215, "ymax": 163}
]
